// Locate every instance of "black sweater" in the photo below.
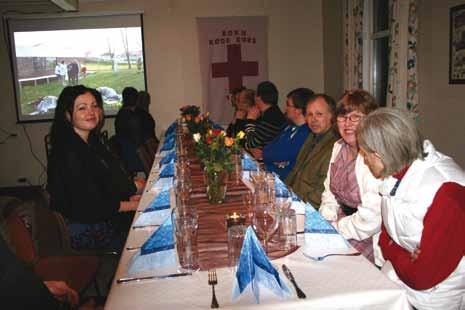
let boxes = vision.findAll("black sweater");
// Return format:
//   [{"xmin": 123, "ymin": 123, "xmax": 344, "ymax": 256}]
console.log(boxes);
[
  {"xmin": 47, "ymin": 130, "xmax": 136, "ymax": 223},
  {"xmin": 243, "ymin": 105, "xmax": 287, "ymax": 150}
]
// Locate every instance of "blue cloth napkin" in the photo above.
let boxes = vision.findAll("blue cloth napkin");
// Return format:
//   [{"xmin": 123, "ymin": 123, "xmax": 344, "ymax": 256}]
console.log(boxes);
[
  {"xmin": 303, "ymin": 204, "xmax": 355, "ymax": 260},
  {"xmin": 242, "ymin": 155, "xmax": 258, "ymax": 171},
  {"xmin": 159, "ymin": 151, "xmax": 176, "ymax": 167},
  {"xmin": 165, "ymin": 122, "xmax": 177, "ymax": 137},
  {"xmin": 127, "ymin": 216, "xmax": 177, "ymax": 275},
  {"xmin": 159, "ymin": 162, "xmax": 175, "ymax": 178},
  {"xmin": 160, "ymin": 136, "xmax": 175, "ymax": 151},
  {"xmin": 304, "ymin": 203, "xmax": 338, "ymax": 234},
  {"xmin": 133, "ymin": 189, "xmax": 171, "ymax": 228},
  {"xmin": 232, "ymin": 227, "xmax": 291, "ymax": 303}
]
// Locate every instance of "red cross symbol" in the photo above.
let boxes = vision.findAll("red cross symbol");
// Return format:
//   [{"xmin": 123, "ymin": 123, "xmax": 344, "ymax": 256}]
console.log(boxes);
[{"xmin": 211, "ymin": 44, "xmax": 259, "ymax": 90}]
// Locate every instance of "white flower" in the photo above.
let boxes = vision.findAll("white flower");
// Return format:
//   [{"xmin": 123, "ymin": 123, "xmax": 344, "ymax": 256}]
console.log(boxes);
[{"xmin": 193, "ymin": 133, "xmax": 201, "ymax": 142}]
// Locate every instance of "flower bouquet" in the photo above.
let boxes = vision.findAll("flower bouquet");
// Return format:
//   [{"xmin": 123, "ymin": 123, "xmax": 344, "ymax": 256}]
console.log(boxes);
[{"xmin": 193, "ymin": 129, "xmax": 244, "ymax": 203}]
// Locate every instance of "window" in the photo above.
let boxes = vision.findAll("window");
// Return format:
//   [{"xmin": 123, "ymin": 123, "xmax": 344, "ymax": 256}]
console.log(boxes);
[{"xmin": 363, "ymin": 0, "xmax": 390, "ymax": 106}]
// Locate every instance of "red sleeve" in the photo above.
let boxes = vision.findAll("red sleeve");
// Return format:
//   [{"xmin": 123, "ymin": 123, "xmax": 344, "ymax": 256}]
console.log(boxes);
[{"xmin": 379, "ymin": 182, "xmax": 465, "ymax": 290}]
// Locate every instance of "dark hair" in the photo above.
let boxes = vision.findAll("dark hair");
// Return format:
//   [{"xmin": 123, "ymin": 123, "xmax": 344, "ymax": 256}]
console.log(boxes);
[
  {"xmin": 256, "ymin": 81, "xmax": 278, "ymax": 105},
  {"xmin": 122, "ymin": 87, "xmax": 139, "ymax": 107},
  {"xmin": 336, "ymin": 89, "xmax": 378, "ymax": 116},
  {"xmin": 287, "ymin": 88, "xmax": 314, "ymax": 115},
  {"xmin": 308, "ymin": 93, "xmax": 337, "ymax": 119},
  {"xmin": 89, "ymin": 87, "xmax": 105, "ymax": 130},
  {"xmin": 49, "ymin": 85, "xmax": 100, "ymax": 156}
]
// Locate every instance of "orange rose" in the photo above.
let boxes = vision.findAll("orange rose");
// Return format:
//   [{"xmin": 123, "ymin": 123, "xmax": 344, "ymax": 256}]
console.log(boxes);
[{"xmin": 224, "ymin": 137, "xmax": 234, "ymax": 147}]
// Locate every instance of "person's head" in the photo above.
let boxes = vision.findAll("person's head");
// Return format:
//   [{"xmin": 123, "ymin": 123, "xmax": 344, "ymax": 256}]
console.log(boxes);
[
  {"xmin": 136, "ymin": 90, "xmax": 151, "ymax": 111},
  {"xmin": 336, "ymin": 89, "xmax": 378, "ymax": 148},
  {"xmin": 357, "ymin": 108, "xmax": 424, "ymax": 179},
  {"xmin": 286, "ymin": 88, "xmax": 314, "ymax": 124},
  {"xmin": 255, "ymin": 81, "xmax": 278, "ymax": 108},
  {"xmin": 61, "ymin": 60, "xmax": 64, "ymax": 64},
  {"xmin": 237, "ymin": 88, "xmax": 256, "ymax": 112},
  {"xmin": 229, "ymin": 86, "xmax": 245, "ymax": 108},
  {"xmin": 305, "ymin": 94, "xmax": 336, "ymax": 135},
  {"xmin": 89, "ymin": 88, "xmax": 105, "ymax": 130},
  {"xmin": 122, "ymin": 87, "xmax": 139, "ymax": 108},
  {"xmin": 50, "ymin": 85, "xmax": 102, "ymax": 148}
]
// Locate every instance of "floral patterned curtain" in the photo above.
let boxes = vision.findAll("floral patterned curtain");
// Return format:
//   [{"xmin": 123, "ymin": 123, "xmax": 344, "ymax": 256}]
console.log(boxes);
[
  {"xmin": 386, "ymin": 0, "xmax": 418, "ymax": 115},
  {"xmin": 343, "ymin": 0, "xmax": 364, "ymax": 90}
]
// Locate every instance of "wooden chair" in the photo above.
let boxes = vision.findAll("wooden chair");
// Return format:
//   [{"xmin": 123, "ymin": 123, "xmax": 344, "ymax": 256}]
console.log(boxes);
[
  {"xmin": 137, "ymin": 137, "xmax": 159, "ymax": 175},
  {"xmin": 4, "ymin": 206, "xmax": 101, "ymax": 299}
]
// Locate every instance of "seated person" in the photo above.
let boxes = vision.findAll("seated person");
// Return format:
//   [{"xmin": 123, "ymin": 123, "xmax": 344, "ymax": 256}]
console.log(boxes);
[
  {"xmin": 357, "ymin": 108, "xmax": 465, "ymax": 309},
  {"xmin": 257, "ymin": 88, "xmax": 314, "ymax": 180},
  {"xmin": 47, "ymin": 85, "xmax": 143, "ymax": 252},
  {"xmin": 135, "ymin": 90, "xmax": 159, "ymax": 144},
  {"xmin": 0, "ymin": 235, "xmax": 79, "ymax": 309},
  {"xmin": 243, "ymin": 81, "xmax": 287, "ymax": 152},
  {"xmin": 114, "ymin": 87, "xmax": 145, "ymax": 173},
  {"xmin": 319, "ymin": 90, "xmax": 381, "ymax": 264},
  {"xmin": 226, "ymin": 86, "xmax": 245, "ymax": 137},
  {"xmin": 227, "ymin": 88, "xmax": 255, "ymax": 138},
  {"xmin": 285, "ymin": 94, "xmax": 338, "ymax": 207}
]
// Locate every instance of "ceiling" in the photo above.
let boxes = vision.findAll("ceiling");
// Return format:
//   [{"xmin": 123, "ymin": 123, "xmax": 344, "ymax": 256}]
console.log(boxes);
[{"xmin": 0, "ymin": 0, "xmax": 79, "ymax": 13}]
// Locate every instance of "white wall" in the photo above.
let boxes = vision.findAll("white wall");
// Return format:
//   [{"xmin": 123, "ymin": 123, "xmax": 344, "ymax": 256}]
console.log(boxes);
[
  {"xmin": 417, "ymin": 0, "xmax": 465, "ymax": 167},
  {"xmin": 0, "ymin": 0, "xmax": 327, "ymax": 186}
]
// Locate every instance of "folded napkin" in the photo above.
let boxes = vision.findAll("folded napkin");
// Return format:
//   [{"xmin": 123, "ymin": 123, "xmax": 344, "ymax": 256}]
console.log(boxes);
[
  {"xmin": 232, "ymin": 227, "xmax": 291, "ymax": 303},
  {"xmin": 160, "ymin": 136, "xmax": 175, "ymax": 151},
  {"xmin": 133, "ymin": 189, "xmax": 172, "ymax": 228},
  {"xmin": 127, "ymin": 216, "xmax": 177, "ymax": 275},
  {"xmin": 159, "ymin": 162, "xmax": 175, "ymax": 178},
  {"xmin": 242, "ymin": 154, "xmax": 258, "ymax": 171},
  {"xmin": 165, "ymin": 122, "xmax": 177, "ymax": 137},
  {"xmin": 303, "ymin": 204, "xmax": 356, "ymax": 260},
  {"xmin": 150, "ymin": 177, "xmax": 173, "ymax": 192},
  {"xmin": 159, "ymin": 151, "xmax": 176, "ymax": 167}
]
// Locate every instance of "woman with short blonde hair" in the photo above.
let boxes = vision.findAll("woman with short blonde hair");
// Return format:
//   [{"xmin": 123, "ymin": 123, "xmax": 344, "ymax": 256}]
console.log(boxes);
[{"xmin": 357, "ymin": 108, "xmax": 465, "ymax": 309}]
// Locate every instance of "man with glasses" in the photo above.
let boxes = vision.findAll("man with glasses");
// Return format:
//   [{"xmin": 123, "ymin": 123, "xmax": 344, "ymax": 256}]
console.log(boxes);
[{"xmin": 255, "ymin": 88, "xmax": 314, "ymax": 180}]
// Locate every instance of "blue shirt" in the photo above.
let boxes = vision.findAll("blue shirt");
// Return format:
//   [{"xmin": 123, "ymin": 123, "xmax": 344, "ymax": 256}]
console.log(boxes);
[{"xmin": 262, "ymin": 123, "xmax": 311, "ymax": 179}]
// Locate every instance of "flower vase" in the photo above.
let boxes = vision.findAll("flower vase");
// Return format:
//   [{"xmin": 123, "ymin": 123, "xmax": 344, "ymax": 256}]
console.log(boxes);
[{"xmin": 205, "ymin": 170, "xmax": 228, "ymax": 204}]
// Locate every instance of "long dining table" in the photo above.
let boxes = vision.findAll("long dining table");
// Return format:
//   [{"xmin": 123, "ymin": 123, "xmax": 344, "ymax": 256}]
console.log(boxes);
[{"xmin": 105, "ymin": 134, "xmax": 411, "ymax": 310}]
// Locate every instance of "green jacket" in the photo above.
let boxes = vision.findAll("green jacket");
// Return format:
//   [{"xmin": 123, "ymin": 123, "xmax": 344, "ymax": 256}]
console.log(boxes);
[{"xmin": 285, "ymin": 128, "xmax": 338, "ymax": 208}]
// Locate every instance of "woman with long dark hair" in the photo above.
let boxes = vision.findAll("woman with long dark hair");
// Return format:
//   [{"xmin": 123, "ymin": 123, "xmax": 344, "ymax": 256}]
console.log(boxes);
[{"xmin": 47, "ymin": 85, "xmax": 142, "ymax": 251}]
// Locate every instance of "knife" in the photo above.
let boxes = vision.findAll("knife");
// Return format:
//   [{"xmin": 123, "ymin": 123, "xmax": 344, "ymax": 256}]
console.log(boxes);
[
  {"xmin": 282, "ymin": 264, "xmax": 306, "ymax": 299},
  {"xmin": 117, "ymin": 272, "xmax": 192, "ymax": 284}
]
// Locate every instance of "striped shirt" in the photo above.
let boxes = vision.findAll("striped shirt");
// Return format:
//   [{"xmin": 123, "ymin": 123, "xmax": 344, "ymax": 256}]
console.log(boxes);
[{"xmin": 244, "ymin": 105, "xmax": 287, "ymax": 150}]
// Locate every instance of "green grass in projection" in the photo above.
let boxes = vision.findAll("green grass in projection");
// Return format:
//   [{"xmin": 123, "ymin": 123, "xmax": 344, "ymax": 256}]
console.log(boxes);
[{"xmin": 20, "ymin": 64, "xmax": 145, "ymax": 115}]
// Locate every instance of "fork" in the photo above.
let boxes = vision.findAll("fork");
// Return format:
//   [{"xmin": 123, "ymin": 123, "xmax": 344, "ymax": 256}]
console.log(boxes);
[
  {"xmin": 208, "ymin": 270, "xmax": 219, "ymax": 308},
  {"xmin": 303, "ymin": 251, "xmax": 361, "ymax": 261}
]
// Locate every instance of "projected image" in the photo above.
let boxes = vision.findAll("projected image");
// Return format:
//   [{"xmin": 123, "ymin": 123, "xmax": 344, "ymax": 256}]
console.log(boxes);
[{"xmin": 13, "ymin": 27, "xmax": 145, "ymax": 121}]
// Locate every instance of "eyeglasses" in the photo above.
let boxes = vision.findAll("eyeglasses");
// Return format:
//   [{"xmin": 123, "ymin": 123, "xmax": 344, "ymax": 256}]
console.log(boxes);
[{"xmin": 336, "ymin": 114, "xmax": 363, "ymax": 123}]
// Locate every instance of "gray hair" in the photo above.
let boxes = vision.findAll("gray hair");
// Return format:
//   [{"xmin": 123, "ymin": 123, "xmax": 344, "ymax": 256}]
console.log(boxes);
[{"xmin": 357, "ymin": 108, "xmax": 424, "ymax": 177}]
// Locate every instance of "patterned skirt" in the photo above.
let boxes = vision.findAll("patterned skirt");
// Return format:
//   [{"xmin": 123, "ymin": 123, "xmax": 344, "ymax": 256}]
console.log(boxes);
[{"xmin": 64, "ymin": 218, "xmax": 126, "ymax": 252}]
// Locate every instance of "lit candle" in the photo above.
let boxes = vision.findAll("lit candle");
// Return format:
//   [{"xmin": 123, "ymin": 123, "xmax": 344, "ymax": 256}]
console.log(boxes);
[{"xmin": 225, "ymin": 212, "xmax": 245, "ymax": 228}]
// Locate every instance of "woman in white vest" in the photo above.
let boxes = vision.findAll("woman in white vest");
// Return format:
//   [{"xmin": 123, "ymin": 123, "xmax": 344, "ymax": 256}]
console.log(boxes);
[
  {"xmin": 357, "ymin": 108, "xmax": 465, "ymax": 310},
  {"xmin": 319, "ymin": 90, "xmax": 382, "ymax": 265}
]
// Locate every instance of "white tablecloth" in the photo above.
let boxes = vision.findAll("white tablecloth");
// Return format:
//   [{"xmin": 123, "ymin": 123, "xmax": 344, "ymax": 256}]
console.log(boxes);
[{"xmin": 105, "ymin": 137, "xmax": 411, "ymax": 310}]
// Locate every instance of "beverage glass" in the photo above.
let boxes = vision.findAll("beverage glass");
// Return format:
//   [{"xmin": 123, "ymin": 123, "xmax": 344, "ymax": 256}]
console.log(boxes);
[
  {"xmin": 279, "ymin": 209, "xmax": 297, "ymax": 251},
  {"xmin": 252, "ymin": 203, "xmax": 280, "ymax": 254},
  {"xmin": 171, "ymin": 206, "xmax": 199, "ymax": 271},
  {"xmin": 227, "ymin": 223, "xmax": 246, "ymax": 269}
]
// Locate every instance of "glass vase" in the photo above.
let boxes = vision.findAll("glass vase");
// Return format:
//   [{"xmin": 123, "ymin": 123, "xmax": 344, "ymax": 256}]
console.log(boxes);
[
  {"xmin": 230, "ymin": 153, "xmax": 242, "ymax": 185},
  {"xmin": 205, "ymin": 170, "xmax": 228, "ymax": 204}
]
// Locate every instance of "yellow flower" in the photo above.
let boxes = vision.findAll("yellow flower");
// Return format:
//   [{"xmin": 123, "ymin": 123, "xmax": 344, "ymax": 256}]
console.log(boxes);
[
  {"xmin": 224, "ymin": 137, "xmax": 234, "ymax": 147},
  {"xmin": 236, "ymin": 131, "xmax": 245, "ymax": 139}
]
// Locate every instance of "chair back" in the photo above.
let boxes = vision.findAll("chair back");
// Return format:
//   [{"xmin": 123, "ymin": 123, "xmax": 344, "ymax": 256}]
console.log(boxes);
[
  {"xmin": 6, "ymin": 211, "xmax": 37, "ymax": 265},
  {"xmin": 44, "ymin": 134, "xmax": 52, "ymax": 163},
  {"xmin": 137, "ymin": 137, "xmax": 159, "ymax": 175}
]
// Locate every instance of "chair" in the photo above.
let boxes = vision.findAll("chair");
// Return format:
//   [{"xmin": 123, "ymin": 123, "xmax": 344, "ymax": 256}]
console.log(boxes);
[
  {"xmin": 44, "ymin": 134, "xmax": 52, "ymax": 163},
  {"xmin": 137, "ymin": 137, "xmax": 159, "ymax": 175},
  {"xmin": 5, "ymin": 208, "xmax": 100, "ymax": 298}
]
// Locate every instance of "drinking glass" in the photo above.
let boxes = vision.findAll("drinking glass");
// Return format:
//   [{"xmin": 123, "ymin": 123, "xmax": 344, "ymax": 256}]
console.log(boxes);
[
  {"xmin": 171, "ymin": 206, "xmax": 199, "ymax": 271},
  {"xmin": 252, "ymin": 203, "xmax": 280, "ymax": 254},
  {"xmin": 227, "ymin": 223, "xmax": 246, "ymax": 269},
  {"xmin": 279, "ymin": 209, "xmax": 297, "ymax": 251}
]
